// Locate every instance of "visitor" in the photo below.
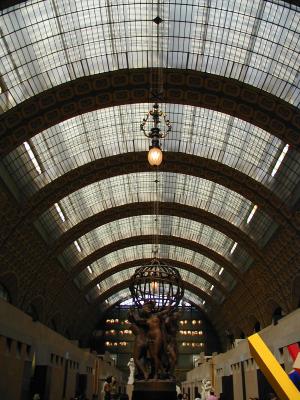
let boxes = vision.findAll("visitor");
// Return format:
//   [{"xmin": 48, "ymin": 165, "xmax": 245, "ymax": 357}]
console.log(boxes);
[
  {"xmin": 207, "ymin": 390, "xmax": 218, "ymax": 400},
  {"xmin": 195, "ymin": 392, "xmax": 201, "ymax": 400},
  {"xmin": 177, "ymin": 394, "xmax": 183, "ymax": 400},
  {"xmin": 110, "ymin": 376, "xmax": 118, "ymax": 400},
  {"xmin": 103, "ymin": 376, "xmax": 112, "ymax": 400},
  {"xmin": 33, "ymin": 394, "xmax": 40, "ymax": 400}
]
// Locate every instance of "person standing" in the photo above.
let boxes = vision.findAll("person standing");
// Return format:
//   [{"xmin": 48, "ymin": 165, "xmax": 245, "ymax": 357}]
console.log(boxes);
[
  {"xmin": 111, "ymin": 376, "xmax": 118, "ymax": 400},
  {"xmin": 207, "ymin": 391, "xmax": 218, "ymax": 400},
  {"xmin": 103, "ymin": 376, "xmax": 112, "ymax": 400}
]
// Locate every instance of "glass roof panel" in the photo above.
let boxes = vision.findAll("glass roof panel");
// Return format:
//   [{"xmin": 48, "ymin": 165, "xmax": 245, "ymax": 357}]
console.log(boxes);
[
  {"xmin": 3, "ymin": 104, "xmax": 300, "ymax": 202},
  {"xmin": 0, "ymin": 0, "xmax": 299, "ymax": 111},
  {"xmin": 105, "ymin": 287, "xmax": 204, "ymax": 308},
  {"xmin": 61, "ymin": 214, "xmax": 248, "ymax": 271},
  {"xmin": 38, "ymin": 171, "xmax": 277, "ymax": 244},
  {"xmin": 74, "ymin": 243, "xmax": 242, "ymax": 291},
  {"xmin": 88, "ymin": 265, "xmax": 224, "ymax": 304}
]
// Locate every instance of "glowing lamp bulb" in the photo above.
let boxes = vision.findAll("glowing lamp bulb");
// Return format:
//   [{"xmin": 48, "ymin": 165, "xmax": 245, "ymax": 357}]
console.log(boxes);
[
  {"xmin": 151, "ymin": 281, "xmax": 159, "ymax": 291},
  {"xmin": 148, "ymin": 146, "xmax": 163, "ymax": 166}
]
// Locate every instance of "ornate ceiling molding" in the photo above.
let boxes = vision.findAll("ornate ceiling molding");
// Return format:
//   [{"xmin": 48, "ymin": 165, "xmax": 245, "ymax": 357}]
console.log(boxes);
[{"xmin": 0, "ymin": 69, "xmax": 299, "ymax": 156}]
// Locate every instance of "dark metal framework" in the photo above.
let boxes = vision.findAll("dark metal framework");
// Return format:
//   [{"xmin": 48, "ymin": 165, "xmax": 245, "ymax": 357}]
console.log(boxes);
[{"xmin": 129, "ymin": 259, "xmax": 184, "ymax": 312}]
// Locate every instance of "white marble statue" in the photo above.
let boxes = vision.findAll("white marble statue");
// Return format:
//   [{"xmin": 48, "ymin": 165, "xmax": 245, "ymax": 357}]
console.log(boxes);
[
  {"xmin": 127, "ymin": 357, "xmax": 135, "ymax": 384},
  {"xmin": 201, "ymin": 378, "xmax": 212, "ymax": 399}
]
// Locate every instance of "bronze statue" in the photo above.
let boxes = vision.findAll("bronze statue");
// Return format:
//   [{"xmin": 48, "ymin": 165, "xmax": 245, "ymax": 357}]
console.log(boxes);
[
  {"xmin": 128, "ymin": 301, "xmax": 180, "ymax": 380},
  {"xmin": 163, "ymin": 308, "xmax": 181, "ymax": 378},
  {"xmin": 128, "ymin": 261, "xmax": 184, "ymax": 382}
]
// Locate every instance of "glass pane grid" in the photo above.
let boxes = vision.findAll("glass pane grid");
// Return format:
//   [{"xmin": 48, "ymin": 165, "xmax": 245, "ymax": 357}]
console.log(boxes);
[
  {"xmin": 88, "ymin": 265, "xmax": 223, "ymax": 303},
  {"xmin": 75, "ymin": 243, "xmax": 237, "ymax": 291},
  {"xmin": 3, "ymin": 104, "xmax": 300, "ymax": 202},
  {"xmin": 0, "ymin": 0, "xmax": 299, "ymax": 110},
  {"xmin": 39, "ymin": 171, "xmax": 252, "ymax": 233},
  {"xmin": 61, "ymin": 214, "xmax": 237, "ymax": 266}
]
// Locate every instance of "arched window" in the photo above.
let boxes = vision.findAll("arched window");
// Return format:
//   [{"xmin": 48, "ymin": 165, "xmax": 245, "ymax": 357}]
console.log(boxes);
[{"xmin": 0, "ymin": 283, "xmax": 10, "ymax": 303}]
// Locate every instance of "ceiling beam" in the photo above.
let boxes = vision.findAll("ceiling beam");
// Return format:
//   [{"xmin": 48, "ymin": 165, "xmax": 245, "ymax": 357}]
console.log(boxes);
[
  {"xmin": 1, "ymin": 69, "xmax": 299, "ymax": 156},
  {"xmin": 83, "ymin": 257, "xmax": 230, "ymax": 297},
  {"xmin": 51, "ymin": 202, "xmax": 262, "ymax": 261},
  {"xmin": 69, "ymin": 235, "xmax": 241, "ymax": 281}
]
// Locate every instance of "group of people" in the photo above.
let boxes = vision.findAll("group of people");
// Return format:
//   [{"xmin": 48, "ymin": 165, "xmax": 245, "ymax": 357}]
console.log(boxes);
[
  {"xmin": 177, "ymin": 390, "xmax": 218, "ymax": 400},
  {"xmin": 128, "ymin": 300, "xmax": 181, "ymax": 380},
  {"xmin": 103, "ymin": 376, "xmax": 119, "ymax": 400}
]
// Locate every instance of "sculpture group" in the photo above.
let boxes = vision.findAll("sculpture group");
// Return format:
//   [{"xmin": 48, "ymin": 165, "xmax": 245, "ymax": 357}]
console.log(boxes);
[{"xmin": 128, "ymin": 300, "xmax": 181, "ymax": 381}]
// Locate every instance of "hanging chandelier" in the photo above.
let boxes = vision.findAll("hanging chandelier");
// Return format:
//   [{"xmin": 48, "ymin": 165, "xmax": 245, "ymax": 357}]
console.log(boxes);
[{"xmin": 140, "ymin": 103, "xmax": 171, "ymax": 166}]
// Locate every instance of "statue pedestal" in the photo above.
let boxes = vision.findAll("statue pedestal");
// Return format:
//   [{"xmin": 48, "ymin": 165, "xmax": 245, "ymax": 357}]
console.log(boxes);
[{"xmin": 132, "ymin": 380, "xmax": 177, "ymax": 400}]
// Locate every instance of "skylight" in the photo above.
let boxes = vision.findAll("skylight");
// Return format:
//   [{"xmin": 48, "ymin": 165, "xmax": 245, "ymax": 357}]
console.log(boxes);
[
  {"xmin": 74, "ymin": 240, "xmax": 82, "ymax": 252},
  {"xmin": 87, "ymin": 266, "xmax": 93, "ymax": 274},
  {"xmin": 54, "ymin": 203, "xmax": 66, "ymax": 222},
  {"xmin": 246, "ymin": 205, "xmax": 258, "ymax": 224},
  {"xmin": 230, "ymin": 242, "xmax": 238, "ymax": 255},
  {"xmin": 271, "ymin": 145, "xmax": 289, "ymax": 177},
  {"xmin": 24, "ymin": 142, "xmax": 42, "ymax": 174}
]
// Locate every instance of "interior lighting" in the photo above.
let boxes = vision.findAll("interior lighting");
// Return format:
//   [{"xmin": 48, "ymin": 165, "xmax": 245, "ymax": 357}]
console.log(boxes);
[
  {"xmin": 97, "ymin": 283, "xmax": 100, "ymax": 290},
  {"xmin": 24, "ymin": 142, "xmax": 42, "ymax": 174},
  {"xmin": 230, "ymin": 242, "xmax": 238, "ymax": 254},
  {"xmin": 148, "ymin": 147, "xmax": 163, "ymax": 166},
  {"xmin": 210, "ymin": 284, "xmax": 214, "ymax": 291},
  {"xmin": 54, "ymin": 203, "xmax": 66, "ymax": 222},
  {"xmin": 247, "ymin": 205, "xmax": 258, "ymax": 224},
  {"xmin": 74, "ymin": 240, "xmax": 81, "ymax": 252},
  {"xmin": 202, "ymin": 301, "xmax": 206, "ymax": 305},
  {"xmin": 218, "ymin": 267, "xmax": 224, "ymax": 276},
  {"xmin": 192, "ymin": 320, "xmax": 196, "ymax": 325},
  {"xmin": 141, "ymin": 103, "xmax": 171, "ymax": 166},
  {"xmin": 271, "ymin": 144, "xmax": 289, "ymax": 177}
]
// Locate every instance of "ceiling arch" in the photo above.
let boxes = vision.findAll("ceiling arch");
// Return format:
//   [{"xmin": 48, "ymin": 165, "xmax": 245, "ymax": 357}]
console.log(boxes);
[
  {"xmin": 1, "ymin": 70, "xmax": 300, "ymax": 158},
  {"xmin": 86, "ymin": 260, "xmax": 228, "ymax": 302},
  {"xmin": 0, "ymin": 1, "xmax": 299, "ymax": 110},
  {"xmin": 28, "ymin": 155, "xmax": 294, "ymax": 228},
  {"xmin": 60, "ymin": 216, "xmax": 249, "ymax": 273},
  {"xmin": 69, "ymin": 235, "xmax": 240, "ymax": 285},
  {"xmin": 93, "ymin": 279, "xmax": 221, "ymax": 310},
  {"xmin": 51, "ymin": 202, "xmax": 262, "ymax": 260},
  {"xmin": 73, "ymin": 241, "xmax": 238, "ymax": 293},
  {"xmin": 83, "ymin": 258, "xmax": 230, "ymax": 297},
  {"xmin": 88, "ymin": 265, "xmax": 225, "ymax": 304},
  {"xmin": 4, "ymin": 102, "xmax": 299, "ymax": 201},
  {"xmin": 0, "ymin": 0, "xmax": 299, "ymax": 339}
]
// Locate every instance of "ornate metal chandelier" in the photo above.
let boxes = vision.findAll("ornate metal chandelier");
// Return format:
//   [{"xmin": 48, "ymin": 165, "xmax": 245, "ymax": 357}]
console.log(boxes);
[{"xmin": 140, "ymin": 103, "xmax": 171, "ymax": 166}]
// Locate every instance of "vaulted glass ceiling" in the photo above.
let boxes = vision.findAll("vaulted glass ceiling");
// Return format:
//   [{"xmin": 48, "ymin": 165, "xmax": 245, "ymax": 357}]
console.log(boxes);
[
  {"xmin": 87, "ymin": 265, "xmax": 225, "ymax": 304},
  {"xmin": 105, "ymin": 288, "xmax": 203, "ymax": 308},
  {"xmin": 74, "ymin": 243, "xmax": 239, "ymax": 294},
  {"xmin": 0, "ymin": 0, "xmax": 298, "ymax": 320},
  {"xmin": 0, "ymin": 0, "xmax": 299, "ymax": 112},
  {"xmin": 39, "ymin": 171, "xmax": 276, "ymax": 245},
  {"xmin": 61, "ymin": 214, "xmax": 249, "ymax": 272},
  {"xmin": 3, "ymin": 103, "xmax": 299, "ymax": 201}
]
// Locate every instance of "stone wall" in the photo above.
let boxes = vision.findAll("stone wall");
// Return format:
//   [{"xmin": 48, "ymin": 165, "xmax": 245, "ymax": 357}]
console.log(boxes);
[
  {"xmin": 182, "ymin": 308, "xmax": 300, "ymax": 399},
  {"xmin": 0, "ymin": 298, "xmax": 125, "ymax": 400}
]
